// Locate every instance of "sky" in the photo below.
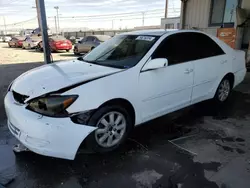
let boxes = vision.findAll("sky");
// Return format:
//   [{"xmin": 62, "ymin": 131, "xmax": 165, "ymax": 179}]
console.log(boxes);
[{"xmin": 0, "ymin": 0, "xmax": 181, "ymax": 31}]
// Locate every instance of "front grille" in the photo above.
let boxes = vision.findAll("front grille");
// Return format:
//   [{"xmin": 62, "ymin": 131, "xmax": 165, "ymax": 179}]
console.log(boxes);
[{"xmin": 12, "ymin": 91, "xmax": 29, "ymax": 104}]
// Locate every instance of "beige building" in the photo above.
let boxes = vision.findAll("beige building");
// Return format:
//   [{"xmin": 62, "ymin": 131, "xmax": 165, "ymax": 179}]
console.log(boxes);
[
  {"xmin": 161, "ymin": 17, "xmax": 181, "ymax": 29},
  {"xmin": 166, "ymin": 0, "xmax": 250, "ymax": 50}
]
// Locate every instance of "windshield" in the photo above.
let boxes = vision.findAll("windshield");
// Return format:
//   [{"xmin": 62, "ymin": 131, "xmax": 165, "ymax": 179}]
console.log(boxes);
[{"xmin": 82, "ymin": 35, "xmax": 159, "ymax": 69}]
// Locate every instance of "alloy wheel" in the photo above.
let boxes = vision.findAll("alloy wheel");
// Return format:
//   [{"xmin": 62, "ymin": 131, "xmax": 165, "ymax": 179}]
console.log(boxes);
[
  {"xmin": 95, "ymin": 111, "xmax": 126, "ymax": 148},
  {"xmin": 218, "ymin": 79, "xmax": 230, "ymax": 102}
]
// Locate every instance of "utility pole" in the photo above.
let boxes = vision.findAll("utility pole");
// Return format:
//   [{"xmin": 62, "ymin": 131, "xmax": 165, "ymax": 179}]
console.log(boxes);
[
  {"xmin": 142, "ymin": 12, "xmax": 145, "ymax": 26},
  {"xmin": 36, "ymin": 0, "xmax": 51, "ymax": 64},
  {"xmin": 112, "ymin": 20, "xmax": 114, "ymax": 30},
  {"xmin": 165, "ymin": 0, "xmax": 169, "ymax": 18},
  {"xmin": 34, "ymin": 0, "xmax": 41, "ymax": 29},
  {"xmin": 119, "ymin": 19, "xmax": 122, "ymax": 30},
  {"xmin": 54, "ymin": 6, "xmax": 60, "ymax": 34},
  {"xmin": 3, "ymin": 16, "xmax": 7, "ymax": 35},
  {"xmin": 54, "ymin": 16, "xmax": 58, "ymax": 34}
]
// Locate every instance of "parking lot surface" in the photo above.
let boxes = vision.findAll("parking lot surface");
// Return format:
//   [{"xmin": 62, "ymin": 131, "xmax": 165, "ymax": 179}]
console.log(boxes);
[{"xmin": 1, "ymin": 43, "xmax": 250, "ymax": 188}]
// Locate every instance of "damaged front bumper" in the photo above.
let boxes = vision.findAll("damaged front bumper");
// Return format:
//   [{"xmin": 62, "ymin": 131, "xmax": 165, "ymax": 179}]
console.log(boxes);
[{"xmin": 4, "ymin": 92, "xmax": 96, "ymax": 160}]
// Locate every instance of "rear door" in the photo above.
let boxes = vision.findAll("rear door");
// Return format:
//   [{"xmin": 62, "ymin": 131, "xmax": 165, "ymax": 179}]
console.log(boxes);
[
  {"xmin": 188, "ymin": 32, "xmax": 229, "ymax": 103},
  {"xmin": 85, "ymin": 36, "xmax": 95, "ymax": 51}
]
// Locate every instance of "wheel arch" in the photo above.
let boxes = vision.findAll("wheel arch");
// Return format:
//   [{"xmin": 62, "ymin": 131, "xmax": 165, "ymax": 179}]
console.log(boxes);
[
  {"xmin": 99, "ymin": 98, "xmax": 136, "ymax": 125},
  {"xmin": 223, "ymin": 72, "xmax": 235, "ymax": 89}
]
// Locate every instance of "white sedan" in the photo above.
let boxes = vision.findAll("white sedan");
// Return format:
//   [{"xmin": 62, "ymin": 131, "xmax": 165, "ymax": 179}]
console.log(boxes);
[{"xmin": 5, "ymin": 30, "xmax": 246, "ymax": 160}]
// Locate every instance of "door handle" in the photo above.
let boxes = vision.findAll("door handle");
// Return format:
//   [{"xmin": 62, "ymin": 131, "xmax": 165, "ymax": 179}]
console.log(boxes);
[
  {"xmin": 184, "ymin": 69, "xmax": 193, "ymax": 74},
  {"xmin": 221, "ymin": 60, "xmax": 227, "ymax": 64}
]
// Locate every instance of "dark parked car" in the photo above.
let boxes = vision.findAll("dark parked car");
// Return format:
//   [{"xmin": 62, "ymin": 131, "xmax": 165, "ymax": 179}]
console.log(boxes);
[{"xmin": 74, "ymin": 35, "xmax": 111, "ymax": 55}]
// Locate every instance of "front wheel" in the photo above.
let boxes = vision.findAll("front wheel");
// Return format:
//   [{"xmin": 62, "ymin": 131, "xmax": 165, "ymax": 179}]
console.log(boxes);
[
  {"xmin": 74, "ymin": 48, "xmax": 79, "ymax": 55},
  {"xmin": 214, "ymin": 78, "xmax": 231, "ymax": 103},
  {"xmin": 85, "ymin": 105, "xmax": 133, "ymax": 153}
]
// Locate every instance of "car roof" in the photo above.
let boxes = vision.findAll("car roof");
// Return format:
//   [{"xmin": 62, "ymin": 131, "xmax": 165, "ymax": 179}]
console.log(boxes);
[
  {"xmin": 121, "ymin": 29, "xmax": 172, "ymax": 36},
  {"xmin": 50, "ymin": 35, "xmax": 66, "ymax": 40},
  {"xmin": 120, "ymin": 29, "xmax": 206, "ymax": 36}
]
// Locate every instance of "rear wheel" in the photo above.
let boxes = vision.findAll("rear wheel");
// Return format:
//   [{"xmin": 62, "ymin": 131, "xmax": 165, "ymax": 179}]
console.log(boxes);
[
  {"xmin": 85, "ymin": 105, "xmax": 133, "ymax": 153},
  {"xmin": 214, "ymin": 78, "xmax": 232, "ymax": 103},
  {"xmin": 37, "ymin": 43, "xmax": 43, "ymax": 51},
  {"xmin": 66, "ymin": 49, "xmax": 70, "ymax": 52}
]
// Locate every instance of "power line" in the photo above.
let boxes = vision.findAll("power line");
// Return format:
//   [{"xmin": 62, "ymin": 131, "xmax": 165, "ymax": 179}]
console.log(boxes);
[
  {"xmin": 0, "ymin": 17, "xmax": 37, "ymax": 27},
  {"xmin": 55, "ymin": 9, "xmax": 165, "ymax": 19}
]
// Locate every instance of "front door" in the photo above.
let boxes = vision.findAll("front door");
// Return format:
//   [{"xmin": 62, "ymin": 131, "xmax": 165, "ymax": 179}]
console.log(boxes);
[{"xmin": 139, "ymin": 33, "xmax": 195, "ymax": 122}]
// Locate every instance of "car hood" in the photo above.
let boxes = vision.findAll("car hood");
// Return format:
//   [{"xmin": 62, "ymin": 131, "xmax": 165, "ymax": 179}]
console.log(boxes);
[{"xmin": 11, "ymin": 60, "xmax": 122, "ymax": 101}]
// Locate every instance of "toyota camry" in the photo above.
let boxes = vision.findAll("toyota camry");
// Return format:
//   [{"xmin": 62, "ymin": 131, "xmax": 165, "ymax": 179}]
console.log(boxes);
[{"xmin": 5, "ymin": 30, "xmax": 246, "ymax": 160}]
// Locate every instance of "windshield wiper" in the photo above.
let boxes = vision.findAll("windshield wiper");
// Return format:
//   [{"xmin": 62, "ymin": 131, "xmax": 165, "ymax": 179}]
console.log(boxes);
[{"xmin": 78, "ymin": 56, "xmax": 98, "ymax": 64}]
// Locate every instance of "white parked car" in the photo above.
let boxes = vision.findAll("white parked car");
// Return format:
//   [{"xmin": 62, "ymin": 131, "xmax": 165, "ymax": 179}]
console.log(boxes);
[
  {"xmin": 22, "ymin": 36, "xmax": 42, "ymax": 49},
  {"xmin": 3, "ymin": 36, "xmax": 11, "ymax": 42},
  {"xmin": 5, "ymin": 30, "xmax": 246, "ymax": 160}
]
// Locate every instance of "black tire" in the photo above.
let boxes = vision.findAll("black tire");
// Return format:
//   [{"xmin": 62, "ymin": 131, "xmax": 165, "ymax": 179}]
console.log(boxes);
[
  {"xmin": 66, "ymin": 49, "xmax": 70, "ymax": 52},
  {"xmin": 38, "ymin": 44, "xmax": 43, "ymax": 52},
  {"xmin": 91, "ymin": 47, "xmax": 95, "ymax": 51},
  {"xmin": 74, "ymin": 48, "xmax": 79, "ymax": 55},
  {"xmin": 214, "ymin": 77, "xmax": 232, "ymax": 104},
  {"xmin": 85, "ymin": 105, "xmax": 133, "ymax": 153}
]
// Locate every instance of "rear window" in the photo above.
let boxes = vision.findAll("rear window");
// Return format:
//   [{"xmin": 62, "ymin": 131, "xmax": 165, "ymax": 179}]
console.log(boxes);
[
  {"xmin": 96, "ymin": 35, "xmax": 111, "ymax": 42},
  {"xmin": 50, "ymin": 36, "xmax": 66, "ymax": 41}
]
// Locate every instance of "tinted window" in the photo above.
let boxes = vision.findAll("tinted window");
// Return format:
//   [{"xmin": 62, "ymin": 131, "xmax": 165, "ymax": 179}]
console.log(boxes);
[
  {"xmin": 152, "ymin": 33, "xmax": 194, "ymax": 65},
  {"xmin": 189, "ymin": 33, "xmax": 225, "ymax": 59},
  {"xmin": 50, "ymin": 36, "xmax": 66, "ymax": 41},
  {"xmin": 152, "ymin": 32, "xmax": 225, "ymax": 65},
  {"xmin": 86, "ymin": 36, "xmax": 94, "ymax": 42},
  {"xmin": 81, "ymin": 38, "xmax": 87, "ymax": 43}
]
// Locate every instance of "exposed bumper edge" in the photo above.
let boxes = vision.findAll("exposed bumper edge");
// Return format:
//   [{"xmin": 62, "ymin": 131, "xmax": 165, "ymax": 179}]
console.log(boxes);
[{"xmin": 4, "ymin": 92, "xmax": 97, "ymax": 160}]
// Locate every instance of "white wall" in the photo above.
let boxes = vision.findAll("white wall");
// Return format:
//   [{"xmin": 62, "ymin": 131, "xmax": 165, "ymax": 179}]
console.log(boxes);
[
  {"xmin": 161, "ymin": 17, "xmax": 180, "ymax": 29},
  {"xmin": 180, "ymin": 0, "xmax": 250, "ymax": 48}
]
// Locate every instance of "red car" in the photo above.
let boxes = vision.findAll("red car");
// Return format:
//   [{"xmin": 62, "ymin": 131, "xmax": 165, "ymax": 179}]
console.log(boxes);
[
  {"xmin": 38, "ymin": 36, "xmax": 72, "ymax": 52},
  {"xmin": 8, "ymin": 36, "xmax": 25, "ymax": 48}
]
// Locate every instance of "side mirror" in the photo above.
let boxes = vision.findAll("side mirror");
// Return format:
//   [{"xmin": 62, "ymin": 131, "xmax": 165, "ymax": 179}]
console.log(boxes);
[{"xmin": 142, "ymin": 58, "xmax": 168, "ymax": 71}]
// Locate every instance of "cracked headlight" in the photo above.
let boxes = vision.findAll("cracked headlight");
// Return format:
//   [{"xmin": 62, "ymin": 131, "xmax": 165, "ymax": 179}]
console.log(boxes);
[{"xmin": 27, "ymin": 95, "xmax": 78, "ymax": 117}]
